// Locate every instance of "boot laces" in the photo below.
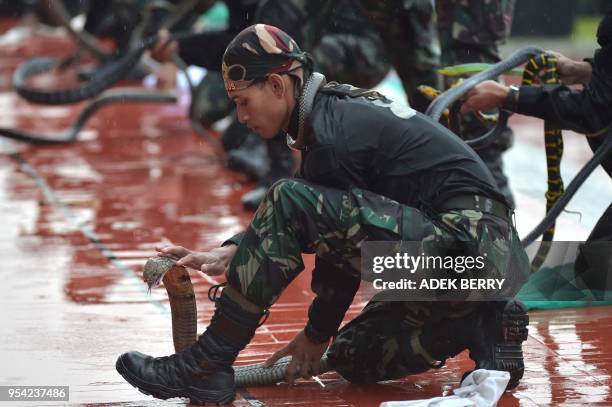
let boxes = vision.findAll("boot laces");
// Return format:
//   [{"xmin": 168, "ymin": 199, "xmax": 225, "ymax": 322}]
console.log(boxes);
[
  {"xmin": 208, "ymin": 282, "xmax": 227, "ymax": 302},
  {"xmin": 207, "ymin": 282, "xmax": 270, "ymax": 327}
]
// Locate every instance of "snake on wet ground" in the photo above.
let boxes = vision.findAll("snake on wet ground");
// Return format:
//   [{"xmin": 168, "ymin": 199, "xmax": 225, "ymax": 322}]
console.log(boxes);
[{"xmin": 142, "ymin": 256, "xmax": 331, "ymax": 387}]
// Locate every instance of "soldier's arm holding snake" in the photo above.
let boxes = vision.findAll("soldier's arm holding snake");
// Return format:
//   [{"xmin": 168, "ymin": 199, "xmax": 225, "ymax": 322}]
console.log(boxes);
[
  {"xmin": 462, "ymin": 11, "xmax": 612, "ymax": 136},
  {"xmin": 461, "ymin": 74, "xmax": 611, "ymax": 136},
  {"xmin": 156, "ymin": 244, "xmax": 237, "ymax": 277},
  {"xmin": 264, "ymin": 256, "xmax": 360, "ymax": 382},
  {"xmin": 460, "ymin": 51, "xmax": 594, "ymax": 116}
]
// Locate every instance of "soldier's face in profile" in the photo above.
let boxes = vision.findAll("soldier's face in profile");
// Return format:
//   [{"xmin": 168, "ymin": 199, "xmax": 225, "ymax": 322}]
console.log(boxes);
[{"xmin": 229, "ymin": 75, "xmax": 291, "ymax": 139}]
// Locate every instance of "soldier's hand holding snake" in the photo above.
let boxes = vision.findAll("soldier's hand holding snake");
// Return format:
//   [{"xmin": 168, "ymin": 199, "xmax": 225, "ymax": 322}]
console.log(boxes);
[{"xmin": 155, "ymin": 244, "xmax": 237, "ymax": 277}]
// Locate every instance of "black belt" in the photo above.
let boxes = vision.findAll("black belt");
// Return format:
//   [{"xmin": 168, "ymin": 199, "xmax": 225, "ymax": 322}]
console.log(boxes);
[{"xmin": 438, "ymin": 194, "xmax": 512, "ymax": 222}]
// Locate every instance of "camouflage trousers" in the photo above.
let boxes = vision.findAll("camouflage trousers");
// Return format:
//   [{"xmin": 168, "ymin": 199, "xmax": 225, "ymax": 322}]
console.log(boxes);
[
  {"xmin": 436, "ymin": 0, "xmax": 515, "ymax": 67},
  {"xmin": 437, "ymin": 0, "xmax": 517, "ymax": 206},
  {"xmin": 225, "ymin": 179, "xmax": 528, "ymax": 381},
  {"xmin": 226, "ymin": 178, "xmax": 526, "ymax": 303},
  {"xmin": 191, "ymin": 0, "xmax": 391, "ymax": 130},
  {"xmin": 328, "ymin": 299, "xmax": 480, "ymax": 382},
  {"xmin": 356, "ymin": 0, "xmax": 440, "ymax": 111}
]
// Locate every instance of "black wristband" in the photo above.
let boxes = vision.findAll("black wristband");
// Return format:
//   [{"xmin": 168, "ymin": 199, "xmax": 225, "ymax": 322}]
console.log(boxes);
[{"xmin": 502, "ymin": 85, "xmax": 520, "ymax": 112}]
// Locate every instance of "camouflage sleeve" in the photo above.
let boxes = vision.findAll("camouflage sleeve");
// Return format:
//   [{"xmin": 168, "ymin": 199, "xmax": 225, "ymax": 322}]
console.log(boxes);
[
  {"xmin": 305, "ymin": 257, "xmax": 361, "ymax": 343},
  {"xmin": 301, "ymin": 0, "xmax": 336, "ymax": 50},
  {"xmin": 436, "ymin": 0, "xmax": 515, "ymax": 66}
]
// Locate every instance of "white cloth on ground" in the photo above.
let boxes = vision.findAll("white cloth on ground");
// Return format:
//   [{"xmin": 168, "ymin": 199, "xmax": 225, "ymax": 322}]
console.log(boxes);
[{"xmin": 379, "ymin": 369, "xmax": 510, "ymax": 407}]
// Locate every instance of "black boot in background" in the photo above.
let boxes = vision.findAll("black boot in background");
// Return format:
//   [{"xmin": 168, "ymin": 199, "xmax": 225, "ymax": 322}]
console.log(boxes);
[
  {"xmin": 228, "ymin": 133, "xmax": 270, "ymax": 181},
  {"xmin": 242, "ymin": 131, "xmax": 294, "ymax": 210}
]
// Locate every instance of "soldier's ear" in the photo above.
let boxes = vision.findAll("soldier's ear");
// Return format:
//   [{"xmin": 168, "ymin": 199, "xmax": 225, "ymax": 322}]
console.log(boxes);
[{"xmin": 267, "ymin": 74, "xmax": 285, "ymax": 98}]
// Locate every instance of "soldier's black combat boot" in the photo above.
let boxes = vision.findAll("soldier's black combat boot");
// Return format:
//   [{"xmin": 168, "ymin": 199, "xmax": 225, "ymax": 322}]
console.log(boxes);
[
  {"xmin": 467, "ymin": 299, "xmax": 529, "ymax": 390},
  {"xmin": 116, "ymin": 287, "xmax": 266, "ymax": 404},
  {"xmin": 227, "ymin": 133, "xmax": 269, "ymax": 181},
  {"xmin": 416, "ymin": 307, "xmax": 483, "ymax": 372},
  {"xmin": 242, "ymin": 132, "xmax": 294, "ymax": 210}
]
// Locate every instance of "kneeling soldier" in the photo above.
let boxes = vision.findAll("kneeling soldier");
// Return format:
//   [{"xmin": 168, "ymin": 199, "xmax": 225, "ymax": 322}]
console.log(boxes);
[{"xmin": 116, "ymin": 24, "xmax": 530, "ymax": 404}]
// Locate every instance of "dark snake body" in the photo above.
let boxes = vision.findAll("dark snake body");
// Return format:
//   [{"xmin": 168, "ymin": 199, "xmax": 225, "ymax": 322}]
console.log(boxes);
[
  {"xmin": 143, "ymin": 257, "xmax": 197, "ymax": 353},
  {"xmin": 0, "ymin": 88, "xmax": 176, "ymax": 144},
  {"xmin": 12, "ymin": 0, "xmax": 202, "ymax": 106},
  {"xmin": 4, "ymin": 1, "xmax": 193, "ymax": 144},
  {"xmin": 520, "ymin": 54, "xmax": 564, "ymax": 272},
  {"xmin": 12, "ymin": 43, "xmax": 154, "ymax": 106}
]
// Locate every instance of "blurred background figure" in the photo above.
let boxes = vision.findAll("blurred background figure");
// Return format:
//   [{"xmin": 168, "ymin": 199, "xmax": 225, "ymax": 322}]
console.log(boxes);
[
  {"xmin": 150, "ymin": 0, "xmax": 391, "ymax": 210},
  {"xmin": 354, "ymin": 0, "xmax": 516, "ymax": 206}
]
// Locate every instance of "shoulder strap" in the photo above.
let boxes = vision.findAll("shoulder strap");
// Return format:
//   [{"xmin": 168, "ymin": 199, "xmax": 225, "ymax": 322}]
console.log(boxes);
[{"xmin": 320, "ymin": 82, "xmax": 387, "ymax": 101}]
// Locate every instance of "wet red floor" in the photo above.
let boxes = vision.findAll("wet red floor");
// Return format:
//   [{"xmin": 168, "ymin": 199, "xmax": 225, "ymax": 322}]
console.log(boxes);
[{"xmin": 1, "ymin": 21, "xmax": 611, "ymax": 407}]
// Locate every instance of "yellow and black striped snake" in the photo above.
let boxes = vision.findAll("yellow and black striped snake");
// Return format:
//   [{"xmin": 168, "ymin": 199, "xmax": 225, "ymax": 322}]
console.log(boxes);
[
  {"xmin": 521, "ymin": 54, "xmax": 565, "ymax": 273},
  {"xmin": 424, "ymin": 50, "xmax": 567, "ymax": 272}
]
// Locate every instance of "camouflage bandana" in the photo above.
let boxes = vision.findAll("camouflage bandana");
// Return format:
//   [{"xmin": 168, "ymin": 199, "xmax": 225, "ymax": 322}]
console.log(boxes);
[{"xmin": 222, "ymin": 24, "xmax": 313, "ymax": 92}]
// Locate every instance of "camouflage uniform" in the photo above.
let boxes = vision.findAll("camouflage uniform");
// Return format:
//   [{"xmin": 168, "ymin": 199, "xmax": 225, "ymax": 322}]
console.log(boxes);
[
  {"xmin": 436, "ymin": 0, "xmax": 517, "ymax": 206},
  {"xmin": 296, "ymin": 0, "xmax": 390, "ymax": 88},
  {"xmin": 436, "ymin": 0, "xmax": 515, "ymax": 68},
  {"xmin": 114, "ymin": 26, "xmax": 529, "ymax": 403},
  {"xmin": 354, "ymin": 0, "xmax": 440, "ymax": 112},
  {"xmin": 226, "ymin": 179, "xmax": 528, "ymax": 379},
  {"xmin": 194, "ymin": 0, "xmax": 390, "ymax": 125},
  {"xmin": 350, "ymin": 0, "xmax": 516, "ymax": 204},
  {"xmin": 328, "ymin": 300, "xmax": 479, "ymax": 382},
  {"xmin": 190, "ymin": 0, "xmax": 391, "ymax": 130},
  {"xmin": 190, "ymin": 0, "xmax": 390, "ymax": 190}
]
